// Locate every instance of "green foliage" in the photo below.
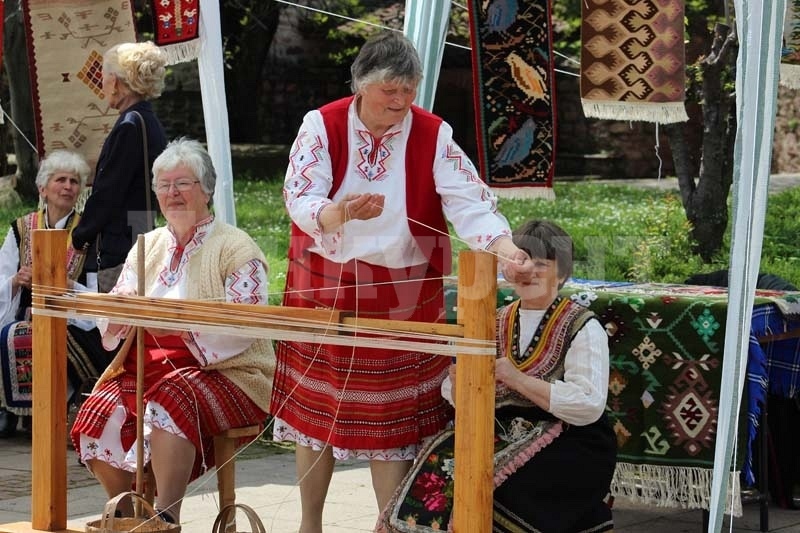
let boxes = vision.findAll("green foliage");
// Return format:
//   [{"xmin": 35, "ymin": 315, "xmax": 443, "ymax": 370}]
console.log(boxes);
[
  {"xmin": 233, "ymin": 179, "xmax": 290, "ymax": 304},
  {"xmin": 551, "ymin": 0, "xmax": 582, "ymax": 58},
  {"xmin": 624, "ymin": 195, "xmax": 711, "ymax": 282},
  {"xmin": 488, "ymin": 184, "xmax": 708, "ymax": 283},
  {"xmin": 761, "ymin": 187, "xmax": 800, "ymax": 283}
]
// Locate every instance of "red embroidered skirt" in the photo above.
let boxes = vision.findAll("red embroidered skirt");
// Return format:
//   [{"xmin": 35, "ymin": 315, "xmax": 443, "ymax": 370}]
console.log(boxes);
[
  {"xmin": 270, "ymin": 253, "xmax": 453, "ymax": 450},
  {"xmin": 71, "ymin": 333, "xmax": 266, "ymax": 479}
]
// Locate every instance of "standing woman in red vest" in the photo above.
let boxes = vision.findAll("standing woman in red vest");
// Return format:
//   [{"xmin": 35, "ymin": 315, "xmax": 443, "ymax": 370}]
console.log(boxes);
[{"xmin": 271, "ymin": 31, "xmax": 532, "ymax": 532}]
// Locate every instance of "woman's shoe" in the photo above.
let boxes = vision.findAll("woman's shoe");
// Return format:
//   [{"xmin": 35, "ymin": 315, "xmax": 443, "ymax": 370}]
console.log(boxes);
[
  {"xmin": 0, "ymin": 408, "xmax": 18, "ymax": 438},
  {"xmin": 155, "ymin": 508, "xmax": 178, "ymax": 524}
]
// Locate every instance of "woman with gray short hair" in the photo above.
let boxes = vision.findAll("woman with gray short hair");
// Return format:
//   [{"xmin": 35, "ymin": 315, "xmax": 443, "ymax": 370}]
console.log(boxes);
[
  {"xmin": 272, "ymin": 31, "xmax": 534, "ymax": 532},
  {"xmin": 0, "ymin": 150, "xmax": 111, "ymax": 437}
]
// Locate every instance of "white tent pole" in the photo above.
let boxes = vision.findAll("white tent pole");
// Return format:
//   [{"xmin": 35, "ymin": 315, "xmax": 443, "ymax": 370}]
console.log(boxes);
[
  {"xmin": 198, "ymin": 0, "xmax": 237, "ymax": 226},
  {"xmin": 707, "ymin": 1, "xmax": 785, "ymax": 531},
  {"xmin": 403, "ymin": 0, "xmax": 451, "ymax": 111}
]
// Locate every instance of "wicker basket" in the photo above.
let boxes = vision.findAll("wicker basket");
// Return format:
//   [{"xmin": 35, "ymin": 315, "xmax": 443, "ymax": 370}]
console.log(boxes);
[
  {"xmin": 85, "ymin": 491, "xmax": 181, "ymax": 533},
  {"xmin": 211, "ymin": 503, "xmax": 265, "ymax": 533}
]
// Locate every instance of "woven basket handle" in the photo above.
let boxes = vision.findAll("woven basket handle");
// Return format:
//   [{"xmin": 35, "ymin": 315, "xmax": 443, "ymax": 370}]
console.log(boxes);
[
  {"xmin": 211, "ymin": 503, "xmax": 266, "ymax": 533},
  {"xmin": 99, "ymin": 491, "xmax": 164, "ymax": 532}
]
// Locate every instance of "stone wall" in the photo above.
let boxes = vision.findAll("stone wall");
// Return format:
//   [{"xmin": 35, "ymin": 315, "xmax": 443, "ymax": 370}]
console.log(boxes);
[
  {"xmin": 773, "ymin": 85, "xmax": 800, "ymax": 174},
  {"xmin": 151, "ymin": 47, "xmax": 800, "ymax": 180}
]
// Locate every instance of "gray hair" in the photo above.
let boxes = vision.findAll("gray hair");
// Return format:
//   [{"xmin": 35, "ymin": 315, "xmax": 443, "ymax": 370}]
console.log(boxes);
[
  {"xmin": 35, "ymin": 150, "xmax": 91, "ymax": 189},
  {"xmin": 152, "ymin": 137, "xmax": 215, "ymax": 207},
  {"xmin": 104, "ymin": 41, "xmax": 167, "ymax": 99},
  {"xmin": 350, "ymin": 31, "xmax": 423, "ymax": 93}
]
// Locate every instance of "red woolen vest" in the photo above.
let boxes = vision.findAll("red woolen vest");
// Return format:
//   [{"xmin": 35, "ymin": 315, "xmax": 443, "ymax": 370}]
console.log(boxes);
[{"xmin": 288, "ymin": 96, "xmax": 452, "ymax": 275}]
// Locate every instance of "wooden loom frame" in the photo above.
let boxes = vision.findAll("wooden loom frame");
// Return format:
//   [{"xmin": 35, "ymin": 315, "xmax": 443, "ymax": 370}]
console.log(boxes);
[{"xmin": 0, "ymin": 229, "xmax": 498, "ymax": 533}]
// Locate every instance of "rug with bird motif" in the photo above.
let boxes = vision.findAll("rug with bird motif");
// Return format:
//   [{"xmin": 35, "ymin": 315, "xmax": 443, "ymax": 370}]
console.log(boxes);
[
  {"xmin": 580, "ymin": 0, "xmax": 688, "ymax": 123},
  {"xmin": 22, "ymin": 0, "xmax": 136, "ymax": 164},
  {"xmin": 467, "ymin": 0, "xmax": 556, "ymax": 199}
]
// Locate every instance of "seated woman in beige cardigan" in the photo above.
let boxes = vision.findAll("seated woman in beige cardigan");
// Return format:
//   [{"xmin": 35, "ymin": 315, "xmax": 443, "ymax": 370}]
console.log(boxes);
[{"xmin": 70, "ymin": 138, "xmax": 275, "ymax": 525}]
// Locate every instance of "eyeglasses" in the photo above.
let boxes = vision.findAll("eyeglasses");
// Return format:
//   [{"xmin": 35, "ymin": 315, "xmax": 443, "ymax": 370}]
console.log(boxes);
[{"xmin": 155, "ymin": 180, "xmax": 200, "ymax": 193}]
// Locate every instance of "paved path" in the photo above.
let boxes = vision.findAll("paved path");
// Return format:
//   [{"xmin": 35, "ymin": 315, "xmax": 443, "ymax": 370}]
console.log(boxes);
[{"xmin": 1, "ymin": 432, "xmax": 800, "ymax": 532}]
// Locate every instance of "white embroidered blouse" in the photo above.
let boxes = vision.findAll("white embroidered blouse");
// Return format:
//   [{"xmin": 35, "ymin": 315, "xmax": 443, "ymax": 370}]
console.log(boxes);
[
  {"xmin": 284, "ymin": 98, "xmax": 512, "ymax": 267},
  {"xmin": 100, "ymin": 218, "xmax": 269, "ymax": 366}
]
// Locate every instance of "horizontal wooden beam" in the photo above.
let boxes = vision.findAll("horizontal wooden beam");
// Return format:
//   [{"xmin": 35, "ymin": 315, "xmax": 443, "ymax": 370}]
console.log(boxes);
[{"xmin": 40, "ymin": 293, "xmax": 466, "ymax": 338}]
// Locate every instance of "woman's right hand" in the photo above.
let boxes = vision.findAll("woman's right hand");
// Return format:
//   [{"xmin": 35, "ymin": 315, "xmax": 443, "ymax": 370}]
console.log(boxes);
[
  {"xmin": 319, "ymin": 193, "xmax": 385, "ymax": 232},
  {"xmin": 13, "ymin": 265, "xmax": 32, "ymax": 290},
  {"xmin": 340, "ymin": 193, "xmax": 384, "ymax": 222},
  {"xmin": 105, "ymin": 286, "xmax": 137, "ymax": 339}
]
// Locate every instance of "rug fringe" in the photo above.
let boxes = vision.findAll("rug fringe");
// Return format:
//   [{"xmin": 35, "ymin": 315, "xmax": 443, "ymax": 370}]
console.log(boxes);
[
  {"xmin": 490, "ymin": 187, "xmax": 556, "ymax": 200},
  {"xmin": 611, "ymin": 462, "xmax": 743, "ymax": 517},
  {"xmin": 780, "ymin": 63, "xmax": 800, "ymax": 89},
  {"xmin": 581, "ymin": 101, "xmax": 689, "ymax": 124},
  {"xmin": 160, "ymin": 40, "xmax": 200, "ymax": 65}
]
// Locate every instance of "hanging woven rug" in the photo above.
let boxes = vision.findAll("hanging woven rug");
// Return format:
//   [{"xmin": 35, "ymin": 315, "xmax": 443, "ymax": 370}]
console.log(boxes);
[
  {"xmin": 150, "ymin": 0, "xmax": 200, "ymax": 65},
  {"xmin": 22, "ymin": 0, "xmax": 136, "ymax": 161},
  {"xmin": 580, "ymin": 0, "xmax": 688, "ymax": 123},
  {"xmin": 467, "ymin": 0, "xmax": 557, "ymax": 199}
]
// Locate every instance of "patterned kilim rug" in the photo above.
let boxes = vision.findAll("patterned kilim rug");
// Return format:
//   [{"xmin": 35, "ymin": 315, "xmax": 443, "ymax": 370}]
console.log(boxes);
[
  {"xmin": 150, "ymin": 0, "xmax": 200, "ymax": 64},
  {"xmin": 467, "ymin": 0, "xmax": 556, "ymax": 199},
  {"xmin": 782, "ymin": 1, "xmax": 800, "ymax": 88},
  {"xmin": 581, "ymin": 0, "xmax": 688, "ymax": 123},
  {"xmin": 0, "ymin": 322, "xmax": 32, "ymax": 414},
  {"xmin": 444, "ymin": 281, "xmax": 750, "ymax": 515},
  {"xmin": 22, "ymin": 0, "xmax": 136, "ymax": 163}
]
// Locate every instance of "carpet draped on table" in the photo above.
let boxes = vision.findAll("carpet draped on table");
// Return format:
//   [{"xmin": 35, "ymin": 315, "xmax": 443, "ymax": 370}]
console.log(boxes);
[
  {"xmin": 782, "ymin": 1, "xmax": 800, "ymax": 88},
  {"xmin": 150, "ymin": 0, "xmax": 200, "ymax": 65},
  {"xmin": 580, "ymin": 0, "xmax": 688, "ymax": 123},
  {"xmin": 467, "ymin": 0, "xmax": 557, "ymax": 199},
  {"xmin": 443, "ymin": 281, "xmax": 751, "ymax": 515},
  {"xmin": 22, "ymin": 0, "xmax": 135, "ymax": 161}
]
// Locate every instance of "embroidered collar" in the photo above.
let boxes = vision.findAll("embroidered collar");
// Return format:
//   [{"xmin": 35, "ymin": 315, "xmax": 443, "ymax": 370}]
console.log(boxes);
[
  {"xmin": 39, "ymin": 206, "xmax": 77, "ymax": 230},
  {"xmin": 506, "ymin": 296, "xmax": 566, "ymax": 368},
  {"xmin": 161, "ymin": 216, "xmax": 215, "ymax": 287}
]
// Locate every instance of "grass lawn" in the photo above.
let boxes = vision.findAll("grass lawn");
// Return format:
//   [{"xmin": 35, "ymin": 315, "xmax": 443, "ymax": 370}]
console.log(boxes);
[
  {"xmin": 231, "ymin": 179, "xmax": 800, "ymax": 302},
  {"xmin": 2, "ymin": 178, "xmax": 798, "ymax": 303}
]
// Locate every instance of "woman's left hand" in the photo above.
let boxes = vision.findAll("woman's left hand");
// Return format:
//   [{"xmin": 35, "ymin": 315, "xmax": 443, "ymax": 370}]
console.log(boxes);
[{"xmin": 495, "ymin": 357, "xmax": 523, "ymax": 389}]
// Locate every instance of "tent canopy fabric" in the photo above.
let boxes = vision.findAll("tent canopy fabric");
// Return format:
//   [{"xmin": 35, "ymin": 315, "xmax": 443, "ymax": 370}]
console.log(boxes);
[{"xmin": 708, "ymin": 1, "xmax": 786, "ymax": 531}]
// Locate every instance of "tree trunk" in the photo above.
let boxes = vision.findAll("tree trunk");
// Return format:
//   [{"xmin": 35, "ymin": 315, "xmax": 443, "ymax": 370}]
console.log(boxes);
[
  {"xmin": 666, "ymin": 23, "xmax": 738, "ymax": 262},
  {"xmin": 3, "ymin": 0, "xmax": 39, "ymax": 202},
  {"xmin": 222, "ymin": 4, "xmax": 283, "ymax": 142}
]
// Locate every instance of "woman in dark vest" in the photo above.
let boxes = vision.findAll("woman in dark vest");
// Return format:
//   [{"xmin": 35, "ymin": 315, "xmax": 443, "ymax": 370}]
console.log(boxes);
[
  {"xmin": 380, "ymin": 220, "xmax": 617, "ymax": 533},
  {"xmin": 0, "ymin": 150, "xmax": 112, "ymax": 437}
]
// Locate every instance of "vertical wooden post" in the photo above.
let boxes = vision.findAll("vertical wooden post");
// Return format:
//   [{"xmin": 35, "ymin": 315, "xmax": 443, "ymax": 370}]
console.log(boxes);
[
  {"xmin": 134, "ymin": 235, "xmax": 146, "ymax": 516},
  {"xmin": 453, "ymin": 250, "xmax": 496, "ymax": 532},
  {"xmin": 31, "ymin": 229, "xmax": 68, "ymax": 531}
]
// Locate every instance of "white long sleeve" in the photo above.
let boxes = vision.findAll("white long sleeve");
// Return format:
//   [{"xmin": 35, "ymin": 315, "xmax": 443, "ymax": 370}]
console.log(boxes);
[
  {"xmin": 0, "ymin": 228, "xmax": 21, "ymax": 327},
  {"xmin": 440, "ymin": 315, "xmax": 610, "ymax": 426},
  {"xmin": 548, "ymin": 319, "xmax": 609, "ymax": 425},
  {"xmin": 284, "ymin": 100, "xmax": 511, "ymax": 266}
]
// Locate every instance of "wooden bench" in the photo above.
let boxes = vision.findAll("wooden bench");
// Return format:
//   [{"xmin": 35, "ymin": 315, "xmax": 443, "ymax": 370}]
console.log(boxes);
[{"xmin": 144, "ymin": 424, "xmax": 262, "ymax": 532}]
